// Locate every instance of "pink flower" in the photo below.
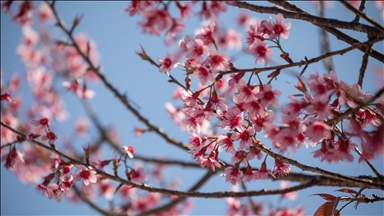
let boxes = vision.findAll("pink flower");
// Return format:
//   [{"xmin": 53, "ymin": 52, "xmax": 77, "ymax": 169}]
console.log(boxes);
[
  {"xmin": 74, "ymin": 117, "xmax": 88, "ymax": 137},
  {"xmin": 237, "ymin": 12, "xmax": 249, "ymax": 27},
  {"xmin": 73, "ymin": 165, "xmax": 97, "ymax": 186},
  {"xmin": 257, "ymin": 84, "xmax": 281, "ymax": 107},
  {"xmin": 158, "ymin": 52, "xmax": 176, "ymax": 76},
  {"xmin": 312, "ymin": 139, "xmax": 336, "ymax": 163},
  {"xmin": 221, "ymin": 166, "xmax": 244, "ymax": 185},
  {"xmin": 186, "ymin": 39, "xmax": 209, "ymax": 59},
  {"xmin": 188, "ymin": 132, "xmax": 207, "ymax": 150},
  {"xmin": 127, "ymin": 167, "xmax": 147, "ymax": 183},
  {"xmin": 200, "ymin": 150, "xmax": 222, "ymax": 172},
  {"xmin": 281, "ymin": 95, "xmax": 304, "ymax": 118},
  {"xmin": 193, "ymin": 65, "xmax": 214, "ymax": 86},
  {"xmin": 221, "ymin": 106, "xmax": 243, "ymax": 130},
  {"xmin": 3, "ymin": 146, "xmax": 24, "ymax": 170},
  {"xmin": 230, "ymin": 151, "xmax": 247, "ymax": 166},
  {"xmin": 42, "ymin": 131, "xmax": 58, "ymax": 145},
  {"xmin": 30, "ymin": 117, "xmax": 49, "ymax": 129},
  {"xmin": 122, "ymin": 146, "xmax": 135, "ymax": 158},
  {"xmin": 195, "ymin": 22, "xmax": 216, "ymax": 45},
  {"xmin": 272, "ymin": 160, "xmax": 291, "ymax": 176},
  {"xmin": 244, "ymin": 100, "xmax": 265, "ymax": 118},
  {"xmin": 254, "ymin": 161, "xmax": 275, "ymax": 180},
  {"xmin": 181, "ymin": 90, "xmax": 200, "ymax": 108},
  {"xmin": 269, "ymin": 13, "xmax": 291, "ymax": 40},
  {"xmin": 247, "ymin": 40, "xmax": 273, "ymax": 66},
  {"xmin": 231, "ymin": 125, "xmax": 255, "ymax": 150},
  {"xmin": 38, "ymin": 2, "xmax": 53, "ymax": 22},
  {"xmin": 204, "ymin": 50, "xmax": 229, "ymax": 73},
  {"xmin": 244, "ymin": 166, "xmax": 256, "ymax": 182},
  {"xmin": 138, "ymin": 8, "xmax": 172, "ymax": 36},
  {"xmin": 60, "ymin": 164, "xmax": 73, "ymax": 180},
  {"xmin": 216, "ymin": 135, "xmax": 234, "ymax": 153},
  {"xmin": 306, "ymin": 120, "xmax": 331, "ymax": 146},
  {"xmin": 306, "ymin": 94, "xmax": 331, "ymax": 119},
  {"xmin": 1, "ymin": 92, "xmax": 12, "ymax": 102},
  {"xmin": 234, "ymin": 82, "xmax": 259, "ymax": 103}
]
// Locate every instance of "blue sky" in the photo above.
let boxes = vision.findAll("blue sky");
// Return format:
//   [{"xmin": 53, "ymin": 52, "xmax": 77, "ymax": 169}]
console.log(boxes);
[{"xmin": 1, "ymin": 1, "xmax": 383, "ymax": 215}]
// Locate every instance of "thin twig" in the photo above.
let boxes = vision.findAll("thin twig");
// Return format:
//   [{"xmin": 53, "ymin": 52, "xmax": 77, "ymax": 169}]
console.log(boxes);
[
  {"xmin": 318, "ymin": 1, "xmax": 334, "ymax": 72},
  {"xmin": 219, "ymin": 38, "xmax": 381, "ymax": 75},
  {"xmin": 339, "ymin": 0, "xmax": 384, "ymax": 34},
  {"xmin": 234, "ymin": 1, "xmax": 383, "ymax": 36},
  {"xmin": 48, "ymin": 2, "xmax": 189, "ymax": 152},
  {"xmin": 81, "ymin": 100, "xmax": 200, "ymax": 168},
  {"xmin": 357, "ymin": 42, "xmax": 372, "ymax": 88},
  {"xmin": 241, "ymin": 182, "xmax": 259, "ymax": 215},
  {"xmin": 326, "ymin": 87, "xmax": 384, "ymax": 125},
  {"xmin": 353, "ymin": 146, "xmax": 383, "ymax": 179},
  {"xmin": 352, "ymin": 0, "xmax": 366, "ymax": 23},
  {"xmin": 252, "ymin": 142, "xmax": 384, "ymax": 190},
  {"xmin": 139, "ymin": 170, "xmax": 214, "ymax": 216},
  {"xmin": 266, "ymin": 0, "xmax": 384, "ymax": 63},
  {"xmin": 72, "ymin": 184, "xmax": 118, "ymax": 216},
  {"xmin": 5, "ymin": 121, "xmax": 381, "ymax": 198}
]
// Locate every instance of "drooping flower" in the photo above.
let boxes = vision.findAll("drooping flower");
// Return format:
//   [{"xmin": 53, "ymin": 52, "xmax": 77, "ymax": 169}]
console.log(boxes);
[{"xmin": 221, "ymin": 166, "xmax": 244, "ymax": 185}]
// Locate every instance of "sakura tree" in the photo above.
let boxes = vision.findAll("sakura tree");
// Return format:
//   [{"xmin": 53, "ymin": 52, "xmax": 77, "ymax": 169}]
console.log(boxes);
[{"xmin": 1, "ymin": 1, "xmax": 384, "ymax": 215}]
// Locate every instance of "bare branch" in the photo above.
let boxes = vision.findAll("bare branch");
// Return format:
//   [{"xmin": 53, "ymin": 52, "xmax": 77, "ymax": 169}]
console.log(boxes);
[
  {"xmin": 139, "ymin": 170, "xmax": 214, "ymax": 216},
  {"xmin": 339, "ymin": 0, "xmax": 384, "ymax": 34},
  {"xmin": 357, "ymin": 41, "xmax": 372, "ymax": 88},
  {"xmin": 352, "ymin": 0, "xmax": 366, "ymax": 23},
  {"xmin": 72, "ymin": 184, "xmax": 119, "ymax": 216},
  {"xmin": 266, "ymin": 0, "xmax": 384, "ymax": 63},
  {"xmin": 252, "ymin": 142, "xmax": 384, "ymax": 190},
  {"xmin": 219, "ymin": 38, "xmax": 381, "ymax": 75},
  {"xmin": 318, "ymin": 1, "xmax": 334, "ymax": 72},
  {"xmin": 233, "ymin": 1, "xmax": 383, "ymax": 36}
]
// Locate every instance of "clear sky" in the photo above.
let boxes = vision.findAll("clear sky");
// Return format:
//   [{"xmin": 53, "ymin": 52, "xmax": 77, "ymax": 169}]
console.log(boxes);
[{"xmin": 1, "ymin": 1, "xmax": 383, "ymax": 215}]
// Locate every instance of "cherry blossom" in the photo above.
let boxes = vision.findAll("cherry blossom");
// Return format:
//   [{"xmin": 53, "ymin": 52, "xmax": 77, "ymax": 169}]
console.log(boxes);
[
  {"xmin": 268, "ymin": 13, "xmax": 291, "ymax": 40},
  {"xmin": 73, "ymin": 165, "xmax": 97, "ymax": 186},
  {"xmin": 217, "ymin": 134, "xmax": 235, "ymax": 154},
  {"xmin": 221, "ymin": 166, "xmax": 244, "ymax": 185},
  {"xmin": 231, "ymin": 125, "xmax": 255, "ymax": 150},
  {"xmin": 220, "ymin": 106, "xmax": 244, "ymax": 130},
  {"xmin": 254, "ymin": 161, "xmax": 275, "ymax": 180},
  {"xmin": 127, "ymin": 167, "xmax": 148, "ymax": 183},
  {"xmin": 247, "ymin": 39, "xmax": 273, "ymax": 66},
  {"xmin": 306, "ymin": 120, "xmax": 331, "ymax": 146},
  {"xmin": 204, "ymin": 50, "xmax": 229, "ymax": 73},
  {"xmin": 42, "ymin": 131, "xmax": 58, "ymax": 145},
  {"xmin": 158, "ymin": 52, "xmax": 176, "ymax": 76},
  {"xmin": 200, "ymin": 150, "xmax": 222, "ymax": 172},
  {"xmin": 272, "ymin": 159, "xmax": 291, "ymax": 176},
  {"xmin": 257, "ymin": 84, "xmax": 281, "ymax": 108},
  {"xmin": 122, "ymin": 146, "xmax": 135, "ymax": 158}
]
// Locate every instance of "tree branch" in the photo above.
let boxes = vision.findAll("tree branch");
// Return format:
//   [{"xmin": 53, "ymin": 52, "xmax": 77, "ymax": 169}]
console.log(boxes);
[
  {"xmin": 72, "ymin": 184, "xmax": 119, "ymax": 216},
  {"xmin": 357, "ymin": 41, "xmax": 372, "ymax": 88},
  {"xmin": 139, "ymin": 170, "xmax": 214, "ymax": 216},
  {"xmin": 265, "ymin": 0, "xmax": 384, "ymax": 63},
  {"xmin": 219, "ymin": 38, "xmax": 381, "ymax": 75},
  {"xmin": 48, "ymin": 1, "xmax": 189, "ymax": 152},
  {"xmin": 233, "ymin": 1, "xmax": 383, "ymax": 36},
  {"xmin": 339, "ymin": 0, "xmax": 384, "ymax": 34}
]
